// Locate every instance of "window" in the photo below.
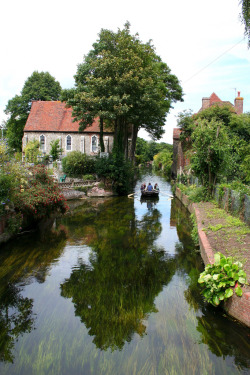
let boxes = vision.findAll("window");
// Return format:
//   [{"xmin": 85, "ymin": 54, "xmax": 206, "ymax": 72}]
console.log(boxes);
[
  {"xmin": 81, "ymin": 136, "xmax": 85, "ymax": 153},
  {"xmin": 40, "ymin": 135, "xmax": 45, "ymax": 152},
  {"xmin": 91, "ymin": 135, "xmax": 98, "ymax": 153},
  {"xmin": 66, "ymin": 135, "xmax": 72, "ymax": 151}
]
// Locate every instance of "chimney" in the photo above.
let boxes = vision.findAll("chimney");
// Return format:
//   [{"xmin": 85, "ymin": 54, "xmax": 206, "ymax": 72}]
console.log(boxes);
[
  {"xmin": 202, "ymin": 97, "xmax": 210, "ymax": 110},
  {"xmin": 234, "ymin": 91, "xmax": 243, "ymax": 114}
]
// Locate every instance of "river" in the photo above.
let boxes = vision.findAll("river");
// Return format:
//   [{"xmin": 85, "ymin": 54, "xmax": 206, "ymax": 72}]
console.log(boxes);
[{"xmin": 0, "ymin": 171, "xmax": 249, "ymax": 374}]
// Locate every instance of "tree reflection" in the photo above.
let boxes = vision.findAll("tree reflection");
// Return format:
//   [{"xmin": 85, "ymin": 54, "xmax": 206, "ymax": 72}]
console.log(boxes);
[
  {"xmin": 61, "ymin": 198, "xmax": 176, "ymax": 351},
  {"xmin": 0, "ymin": 283, "xmax": 34, "ymax": 363},
  {"xmin": 0, "ymin": 226, "xmax": 67, "ymax": 362}
]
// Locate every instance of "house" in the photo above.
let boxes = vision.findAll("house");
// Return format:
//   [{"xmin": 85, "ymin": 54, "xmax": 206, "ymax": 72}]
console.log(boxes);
[
  {"xmin": 22, "ymin": 101, "xmax": 114, "ymax": 158},
  {"xmin": 171, "ymin": 92, "xmax": 244, "ymax": 178}
]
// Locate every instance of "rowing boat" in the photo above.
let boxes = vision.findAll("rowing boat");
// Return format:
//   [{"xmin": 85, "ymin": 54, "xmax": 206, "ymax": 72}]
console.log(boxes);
[{"xmin": 141, "ymin": 190, "xmax": 159, "ymax": 197}]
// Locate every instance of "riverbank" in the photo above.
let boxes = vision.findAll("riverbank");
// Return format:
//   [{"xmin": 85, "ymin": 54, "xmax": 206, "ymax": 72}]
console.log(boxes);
[{"xmin": 175, "ymin": 187, "xmax": 250, "ymax": 327}]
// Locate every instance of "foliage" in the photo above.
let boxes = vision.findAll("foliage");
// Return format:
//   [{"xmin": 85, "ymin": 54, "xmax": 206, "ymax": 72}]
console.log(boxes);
[
  {"xmin": 62, "ymin": 151, "xmax": 96, "ymax": 177},
  {"xmin": 82, "ymin": 174, "xmax": 96, "ymax": 181},
  {"xmin": 50, "ymin": 139, "xmax": 62, "ymax": 161},
  {"xmin": 198, "ymin": 252, "xmax": 248, "ymax": 306},
  {"xmin": 177, "ymin": 107, "xmax": 250, "ymax": 185},
  {"xmin": 5, "ymin": 71, "xmax": 61, "ymax": 151},
  {"xmin": 67, "ymin": 22, "xmax": 183, "ymax": 160},
  {"xmin": 24, "ymin": 140, "xmax": 40, "ymax": 163},
  {"xmin": 190, "ymin": 213, "xmax": 199, "ymax": 246},
  {"xmin": 136, "ymin": 137, "xmax": 172, "ymax": 164},
  {"xmin": 13, "ymin": 165, "xmax": 68, "ymax": 221},
  {"xmin": 191, "ymin": 119, "xmax": 230, "ymax": 193},
  {"xmin": 239, "ymin": 0, "xmax": 250, "ymax": 46},
  {"xmin": 95, "ymin": 151, "xmax": 134, "ymax": 195},
  {"xmin": 153, "ymin": 149, "xmax": 173, "ymax": 176},
  {"xmin": 177, "ymin": 184, "xmax": 209, "ymax": 203}
]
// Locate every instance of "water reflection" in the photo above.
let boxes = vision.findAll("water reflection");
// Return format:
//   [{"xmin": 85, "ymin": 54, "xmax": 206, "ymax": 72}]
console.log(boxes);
[
  {"xmin": 0, "ymin": 175, "xmax": 249, "ymax": 374},
  {"xmin": 0, "ymin": 227, "xmax": 67, "ymax": 363},
  {"xmin": 61, "ymin": 197, "xmax": 176, "ymax": 351}
]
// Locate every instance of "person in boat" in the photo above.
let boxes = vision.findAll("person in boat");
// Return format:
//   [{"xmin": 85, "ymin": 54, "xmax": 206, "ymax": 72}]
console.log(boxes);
[
  {"xmin": 147, "ymin": 183, "xmax": 153, "ymax": 191},
  {"xmin": 154, "ymin": 183, "xmax": 159, "ymax": 191},
  {"xmin": 141, "ymin": 183, "xmax": 145, "ymax": 192}
]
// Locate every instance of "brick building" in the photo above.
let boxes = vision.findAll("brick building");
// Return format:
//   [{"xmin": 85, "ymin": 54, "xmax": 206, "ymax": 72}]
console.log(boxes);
[
  {"xmin": 22, "ymin": 101, "xmax": 114, "ymax": 158},
  {"xmin": 171, "ymin": 92, "xmax": 244, "ymax": 178}
]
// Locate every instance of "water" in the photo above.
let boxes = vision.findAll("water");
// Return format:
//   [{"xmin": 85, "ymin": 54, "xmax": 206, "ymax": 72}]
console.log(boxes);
[{"xmin": 0, "ymin": 172, "xmax": 249, "ymax": 374}]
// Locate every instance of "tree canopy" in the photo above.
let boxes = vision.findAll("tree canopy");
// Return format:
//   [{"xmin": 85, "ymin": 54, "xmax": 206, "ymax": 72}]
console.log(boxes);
[
  {"xmin": 240, "ymin": 0, "xmax": 250, "ymax": 46},
  {"xmin": 66, "ymin": 22, "xmax": 183, "ymax": 159},
  {"xmin": 5, "ymin": 71, "xmax": 62, "ymax": 151},
  {"xmin": 177, "ymin": 105, "xmax": 250, "ymax": 185}
]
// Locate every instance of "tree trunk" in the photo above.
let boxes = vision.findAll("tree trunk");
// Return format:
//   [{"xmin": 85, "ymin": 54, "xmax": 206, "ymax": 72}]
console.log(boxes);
[
  {"xmin": 99, "ymin": 118, "xmax": 105, "ymax": 152},
  {"xmin": 129, "ymin": 124, "xmax": 138, "ymax": 162}
]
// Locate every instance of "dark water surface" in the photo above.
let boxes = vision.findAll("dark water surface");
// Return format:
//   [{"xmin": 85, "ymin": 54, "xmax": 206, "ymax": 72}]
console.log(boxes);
[{"xmin": 0, "ymin": 172, "xmax": 249, "ymax": 375}]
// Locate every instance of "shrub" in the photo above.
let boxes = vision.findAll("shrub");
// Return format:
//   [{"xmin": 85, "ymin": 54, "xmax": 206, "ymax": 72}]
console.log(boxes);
[
  {"xmin": 50, "ymin": 139, "xmax": 62, "ymax": 161},
  {"xmin": 198, "ymin": 252, "xmax": 248, "ymax": 306},
  {"xmin": 14, "ymin": 165, "xmax": 69, "ymax": 221},
  {"xmin": 62, "ymin": 151, "xmax": 96, "ymax": 177},
  {"xmin": 24, "ymin": 140, "xmax": 41, "ymax": 163},
  {"xmin": 95, "ymin": 153, "xmax": 134, "ymax": 195}
]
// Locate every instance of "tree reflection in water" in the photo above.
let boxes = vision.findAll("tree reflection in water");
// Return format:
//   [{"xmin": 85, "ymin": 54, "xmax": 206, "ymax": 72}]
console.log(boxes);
[
  {"xmin": 61, "ymin": 197, "xmax": 176, "ymax": 351},
  {"xmin": 0, "ymin": 226, "xmax": 67, "ymax": 363}
]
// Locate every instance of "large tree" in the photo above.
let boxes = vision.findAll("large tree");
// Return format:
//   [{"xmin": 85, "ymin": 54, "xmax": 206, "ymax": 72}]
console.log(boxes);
[
  {"xmin": 240, "ymin": 0, "xmax": 250, "ymax": 46},
  {"xmin": 67, "ymin": 23, "xmax": 183, "ymax": 160},
  {"xmin": 5, "ymin": 71, "xmax": 62, "ymax": 151}
]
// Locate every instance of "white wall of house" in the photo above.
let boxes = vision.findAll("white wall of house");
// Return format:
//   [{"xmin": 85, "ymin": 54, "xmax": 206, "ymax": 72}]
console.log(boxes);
[{"xmin": 22, "ymin": 132, "xmax": 114, "ymax": 157}]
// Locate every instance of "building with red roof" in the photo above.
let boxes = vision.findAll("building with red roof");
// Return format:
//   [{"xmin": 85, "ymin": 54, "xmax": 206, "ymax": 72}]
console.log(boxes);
[{"xmin": 22, "ymin": 101, "xmax": 114, "ymax": 157}]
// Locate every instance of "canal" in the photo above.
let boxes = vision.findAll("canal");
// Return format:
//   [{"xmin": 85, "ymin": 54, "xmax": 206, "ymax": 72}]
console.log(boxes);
[{"xmin": 0, "ymin": 172, "xmax": 249, "ymax": 374}]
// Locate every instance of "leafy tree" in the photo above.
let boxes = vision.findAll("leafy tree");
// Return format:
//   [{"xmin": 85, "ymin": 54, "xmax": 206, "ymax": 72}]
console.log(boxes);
[
  {"xmin": 5, "ymin": 71, "xmax": 62, "ymax": 151},
  {"xmin": 239, "ymin": 0, "xmax": 250, "ymax": 46},
  {"xmin": 24, "ymin": 139, "xmax": 40, "ymax": 163},
  {"xmin": 50, "ymin": 139, "xmax": 62, "ymax": 161},
  {"xmin": 191, "ymin": 119, "xmax": 230, "ymax": 193},
  {"xmin": 67, "ymin": 23, "xmax": 183, "ymax": 160},
  {"xmin": 153, "ymin": 149, "xmax": 173, "ymax": 176},
  {"xmin": 135, "ymin": 137, "xmax": 173, "ymax": 164}
]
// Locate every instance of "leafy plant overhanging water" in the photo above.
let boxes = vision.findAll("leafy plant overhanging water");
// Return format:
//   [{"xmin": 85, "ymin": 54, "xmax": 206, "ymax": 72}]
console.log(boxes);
[{"xmin": 198, "ymin": 252, "xmax": 248, "ymax": 306}]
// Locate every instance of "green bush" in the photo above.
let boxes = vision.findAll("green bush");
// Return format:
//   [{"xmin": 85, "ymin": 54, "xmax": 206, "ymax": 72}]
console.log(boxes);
[
  {"xmin": 62, "ymin": 152, "xmax": 96, "ymax": 177},
  {"xmin": 82, "ymin": 174, "xmax": 95, "ymax": 181},
  {"xmin": 198, "ymin": 252, "xmax": 248, "ymax": 306},
  {"xmin": 24, "ymin": 140, "xmax": 41, "ymax": 163},
  {"xmin": 95, "ymin": 153, "xmax": 134, "ymax": 195}
]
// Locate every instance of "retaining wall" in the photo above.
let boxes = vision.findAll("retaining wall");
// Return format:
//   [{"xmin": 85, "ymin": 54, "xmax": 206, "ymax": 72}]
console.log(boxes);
[{"xmin": 175, "ymin": 187, "xmax": 250, "ymax": 327}]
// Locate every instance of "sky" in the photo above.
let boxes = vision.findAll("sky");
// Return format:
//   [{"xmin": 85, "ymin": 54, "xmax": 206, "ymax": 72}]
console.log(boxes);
[{"xmin": 0, "ymin": 0, "xmax": 249, "ymax": 144}]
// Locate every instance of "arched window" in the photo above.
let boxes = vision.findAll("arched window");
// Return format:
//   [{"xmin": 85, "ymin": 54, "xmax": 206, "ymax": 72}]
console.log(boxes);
[
  {"xmin": 40, "ymin": 135, "xmax": 45, "ymax": 152},
  {"xmin": 91, "ymin": 135, "xmax": 98, "ymax": 153},
  {"xmin": 66, "ymin": 135, "xmax": 72, "ymax": 151}
]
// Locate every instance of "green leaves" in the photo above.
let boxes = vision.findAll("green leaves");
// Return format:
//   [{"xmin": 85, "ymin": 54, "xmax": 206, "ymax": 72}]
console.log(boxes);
[{"xmin": 198, "ymin": 252, "xmax": 248, "ymax": 307}]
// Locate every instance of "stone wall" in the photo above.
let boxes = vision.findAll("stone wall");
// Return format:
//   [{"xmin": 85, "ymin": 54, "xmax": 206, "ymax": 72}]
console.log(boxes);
[
  {"xmin": 22, "ymin": 131, "xmax": 114, "ymax": 157},
  {"xmin": 175, "ymin": 187, "xmax": 250, "ymax": 327},
  {"xmin": 214, "ymin": 186, "xmax": 250, "ymax": 225}
]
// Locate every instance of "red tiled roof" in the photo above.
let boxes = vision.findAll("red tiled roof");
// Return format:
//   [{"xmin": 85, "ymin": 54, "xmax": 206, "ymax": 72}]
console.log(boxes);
[
  {"xmin": 24, "ymin": 101, "xmax": 108, "ymax": 133},
  {"xmin": 209, "ymin": 92, "xmax": 222, "ymax": 105}
]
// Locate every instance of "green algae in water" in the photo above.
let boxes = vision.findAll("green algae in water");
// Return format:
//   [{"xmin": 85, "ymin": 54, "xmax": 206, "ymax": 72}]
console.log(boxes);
[{"xmin": 0, "ymin": 175, "xmax": 249, "ymax": 374}]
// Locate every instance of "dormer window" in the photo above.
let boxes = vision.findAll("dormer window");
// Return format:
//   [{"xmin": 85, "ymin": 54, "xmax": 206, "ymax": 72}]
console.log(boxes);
[{"xmin": 66, "ymin": 135, "xmax": 72, "ymax": 151}]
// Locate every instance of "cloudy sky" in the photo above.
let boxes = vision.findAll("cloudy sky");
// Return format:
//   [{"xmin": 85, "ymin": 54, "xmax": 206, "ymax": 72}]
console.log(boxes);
[{"xmin": 1, "ymin": 0, "xmax": 249, "ymax": 143}]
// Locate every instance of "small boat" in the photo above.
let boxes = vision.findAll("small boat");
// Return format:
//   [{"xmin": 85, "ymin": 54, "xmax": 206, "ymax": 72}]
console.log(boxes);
[{"xmin": 141, "ymin": 189, "xmax": 159, "ymax": 197}]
